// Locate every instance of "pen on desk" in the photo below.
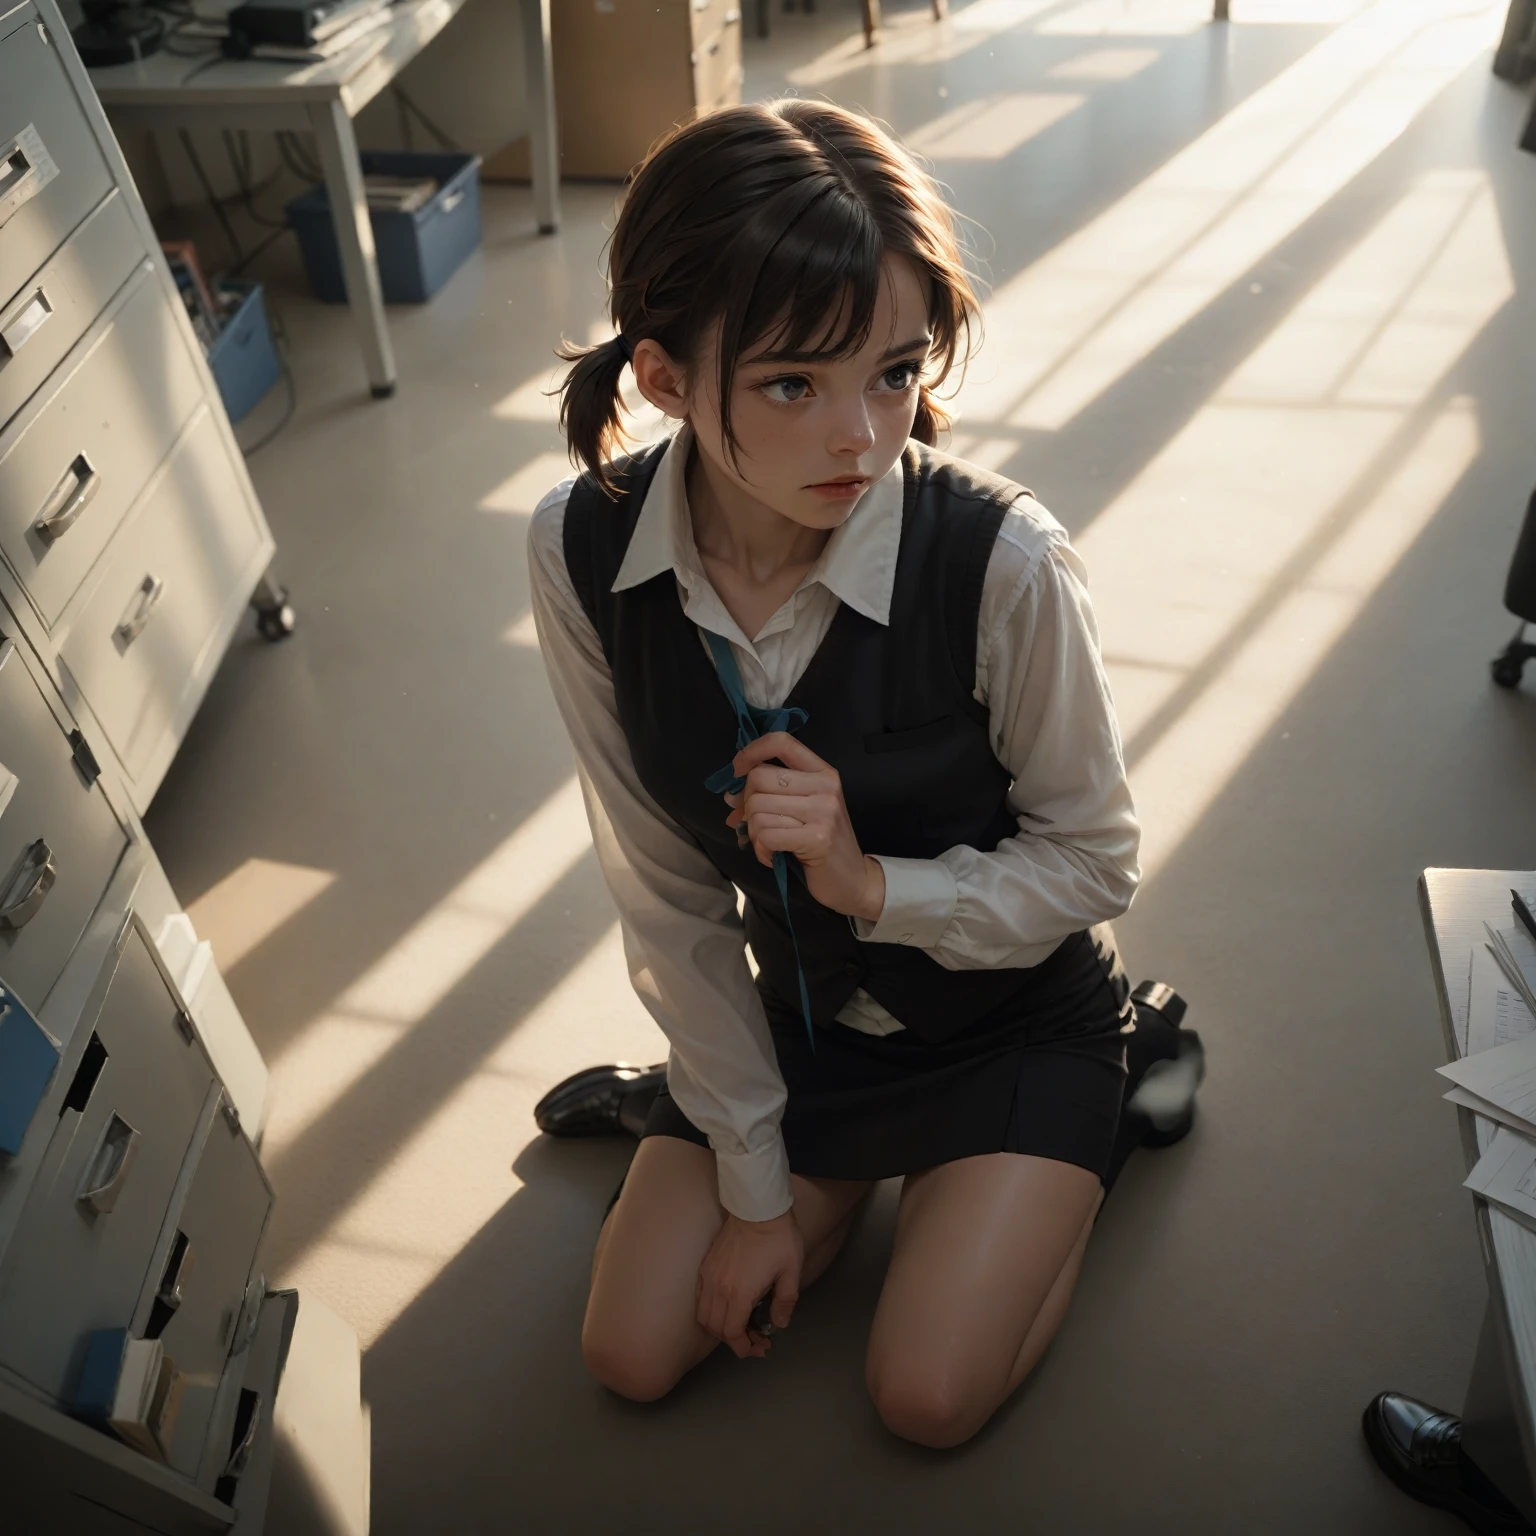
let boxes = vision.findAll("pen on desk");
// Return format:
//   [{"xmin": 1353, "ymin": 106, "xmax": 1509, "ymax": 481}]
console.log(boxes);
[{"xmin": 1512, "ymin": 889, "xmax": 1536, "ymax": 947}]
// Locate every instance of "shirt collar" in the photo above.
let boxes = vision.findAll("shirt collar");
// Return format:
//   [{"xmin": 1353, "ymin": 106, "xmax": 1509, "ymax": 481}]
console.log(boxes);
[{"xmin": 610, "ymin": 425, "xmax": 905, "ymax": 628}]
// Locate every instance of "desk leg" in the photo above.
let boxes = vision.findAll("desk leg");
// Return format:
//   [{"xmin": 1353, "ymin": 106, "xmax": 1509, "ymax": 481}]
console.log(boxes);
[
  {"xmin": 307, "ymin": 98, "xmax": 396, "ymax": 399},
  {"xmin": 861, "ymin": 0, "xmax": 881, "ymax": 46},
  {"xmin": 519, "ymin": 0, "xmax": 560, "ymax": 234},
  {"xmin": 1462, "ymin": 1298, "xmax": 1536, "ymax": 1524}
]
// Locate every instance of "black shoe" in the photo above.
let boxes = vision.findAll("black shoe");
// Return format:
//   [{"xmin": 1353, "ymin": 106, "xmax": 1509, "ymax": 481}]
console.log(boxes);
[
  {"xmin": 533, "ymin": 1063, "xmax": 667, "ymax": 1138},
  {"xmin": 1126, "ymin": 980, "xmax": 1204, "ymax": 1146},
  {"xmin": 1362, "ymin": 1393, "xmax": 1536, "ymax": 1534},
  {"xmin": 1102, "ymin": 982, "xmax": 1204, "ymax": 1192}
]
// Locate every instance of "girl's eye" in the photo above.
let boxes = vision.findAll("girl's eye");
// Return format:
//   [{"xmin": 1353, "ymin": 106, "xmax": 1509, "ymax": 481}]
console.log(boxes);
[
  {"xmin": 759, "ymin": 376, "xmax": 812, "ymax": 404},
  {"xmin": 877, "ymin": 362, "xmax": 921, "ymax": 392}
]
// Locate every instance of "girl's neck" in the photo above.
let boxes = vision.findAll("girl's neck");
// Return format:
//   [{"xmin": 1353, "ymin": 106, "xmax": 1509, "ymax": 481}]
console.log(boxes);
[{"xmin": 686, "ymin": 439, "xmax": 830, "ymax": 585}]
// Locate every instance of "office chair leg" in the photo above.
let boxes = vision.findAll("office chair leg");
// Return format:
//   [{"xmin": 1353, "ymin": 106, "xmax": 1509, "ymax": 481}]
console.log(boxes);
[{"xmin": 1491, "ymin": 624, "xmax": 1534, "ymax": 689}]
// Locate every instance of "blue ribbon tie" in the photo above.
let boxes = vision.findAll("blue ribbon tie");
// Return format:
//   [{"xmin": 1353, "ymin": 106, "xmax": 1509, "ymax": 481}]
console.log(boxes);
[{"xmin": 700, "ymin": 630, "xmax": 816, "ymax": 1049}]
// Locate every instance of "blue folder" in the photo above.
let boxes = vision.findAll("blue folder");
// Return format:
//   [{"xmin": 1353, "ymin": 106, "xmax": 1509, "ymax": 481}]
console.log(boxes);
[{"xmin": 0, "ymin": 980, "xmax": 60, "ymax": 1156}]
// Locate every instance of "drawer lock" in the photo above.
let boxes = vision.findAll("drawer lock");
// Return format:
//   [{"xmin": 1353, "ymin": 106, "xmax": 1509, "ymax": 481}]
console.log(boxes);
[
  {"xmin": 0, "ymin": 839, "xmax": 56, "ymax": 930},
  {"xmin": 35, "ymin": 454, "xmax": 100, "ymax": 543},
  {"xmin": 78, "ymin": 1112, "xmax": 140, "ymax": 1215},
  {"xmin": 116, "ymin": 574, "xmax": 166, "ymax": 646}
]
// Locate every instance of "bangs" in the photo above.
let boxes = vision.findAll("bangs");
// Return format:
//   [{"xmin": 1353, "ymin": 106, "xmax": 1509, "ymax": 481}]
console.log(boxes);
[{"xmin": 724, "ymin": 182, "xmax": 887, "ymax": 370}]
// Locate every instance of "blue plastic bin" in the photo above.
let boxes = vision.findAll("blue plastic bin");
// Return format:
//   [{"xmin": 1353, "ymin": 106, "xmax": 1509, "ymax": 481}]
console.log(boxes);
[
  {"xmin": 207, "ymin": 282, "xmax": 281, "ymax": 423},
  {"xmin": 285, "ymin": 152, "xmax": 482, "ymax": 305}
]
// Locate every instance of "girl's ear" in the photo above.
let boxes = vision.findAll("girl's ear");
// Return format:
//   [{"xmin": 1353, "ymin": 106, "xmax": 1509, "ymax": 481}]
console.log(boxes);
[{"xmin": 631, "ymin": 340, "xmax": 689, "ymax": 420}]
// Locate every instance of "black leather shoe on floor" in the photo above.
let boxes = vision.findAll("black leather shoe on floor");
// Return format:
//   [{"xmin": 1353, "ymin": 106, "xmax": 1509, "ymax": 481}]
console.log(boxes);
[
  {"xmin": 1362, "ymin": 1392, "xmax": 1536, "ymax": 1535},
  {"xmin": 1102, "ymin": 982, "xmax": 1204, "ymax": 1193},
  {"xmin": 533, "ymin": 1063, "xmax": 667, "ymax": 1138}
]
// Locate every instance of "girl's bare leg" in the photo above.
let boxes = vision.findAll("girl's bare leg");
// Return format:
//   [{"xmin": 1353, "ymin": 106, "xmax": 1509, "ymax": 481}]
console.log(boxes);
[
  {"xmin": 865, "ymin": 1152, "xmax": 1103, "ymax": 1449},
  {"xmin": 583, "ymin": 1136, "xmax": 871, "ymax": 1401}
]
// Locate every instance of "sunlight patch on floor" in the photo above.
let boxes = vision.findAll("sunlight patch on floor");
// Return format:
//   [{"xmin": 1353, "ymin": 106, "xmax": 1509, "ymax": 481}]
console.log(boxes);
[
  {"xmin": 1071, "ymin": 169, "xmax": 1509, "ymax": 883},
  {"xmin": 261, "ymin": 776, "xmax": 594, "ymax": 1157},
  {"xmin": 276, "ymin": 923, "xmax": 667, "ymax": 1347},
  {"xmin": 1048, "ymin": 44, "xmax": 1161, "ymax": 77},
  {"xmin": 907, "ymin": 91, "xmax": 1085, "ymax": 158},
  {"xmin": 956, "ymin": 0, "xmax": 1499, "ymax": 432},
  {"xmin": 1039, "ymin": 0, "xmax": 1211, "ymax": 36},
  {"xmin": 187, "ymin": 857, "xmax": 337, "ymax": 972}
]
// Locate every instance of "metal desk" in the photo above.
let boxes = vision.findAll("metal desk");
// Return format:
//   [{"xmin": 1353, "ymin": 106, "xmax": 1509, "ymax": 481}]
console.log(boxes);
[
  {"xmin": 86, "ymin": 0, "xmax": 560, "ymax": 398},
  {"xmin": 1419, "ymin": 867, "xmax": 1536, "ymax": 1523}
]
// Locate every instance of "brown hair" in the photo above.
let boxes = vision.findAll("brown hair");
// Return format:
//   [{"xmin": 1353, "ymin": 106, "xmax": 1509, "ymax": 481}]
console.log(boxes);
[{"xmin": 558, "ymin": 99, "xmax": 980, "ymax": 491}]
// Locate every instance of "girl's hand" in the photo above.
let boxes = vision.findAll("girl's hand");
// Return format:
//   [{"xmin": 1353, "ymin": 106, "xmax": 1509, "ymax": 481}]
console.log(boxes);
[
  {"xmin": 724, "ymin": 733, "xmax": 887, "ymax": 921},
  {"xmin": 697, "ymin": 1210, "xmax": 804, "ymax": 1359}
]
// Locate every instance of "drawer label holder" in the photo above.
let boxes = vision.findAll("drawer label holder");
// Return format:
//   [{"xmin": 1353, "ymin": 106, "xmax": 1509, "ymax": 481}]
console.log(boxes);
[{"xmin": 0, "ymin": 125, "xmax": 58, "ymax": 234}]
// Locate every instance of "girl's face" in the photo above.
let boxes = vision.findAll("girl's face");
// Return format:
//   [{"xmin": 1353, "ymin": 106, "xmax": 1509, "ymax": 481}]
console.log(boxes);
[{"xmin": 636, "ymin": 256, "xmax": 933, "ymax": 532}]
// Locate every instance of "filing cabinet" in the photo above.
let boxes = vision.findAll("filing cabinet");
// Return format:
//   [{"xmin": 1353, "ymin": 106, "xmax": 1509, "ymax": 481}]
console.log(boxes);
[
  {"xmin": 0, "ymin": 0, "xmax": 279, "ymax": 815},
  {"xmin": 0, "ymin": 622, "xmax": 286, "ymax": 1531},
  {"xmin": 0, "ymin": 4, "xmax": 370, "ymax": 1528}
]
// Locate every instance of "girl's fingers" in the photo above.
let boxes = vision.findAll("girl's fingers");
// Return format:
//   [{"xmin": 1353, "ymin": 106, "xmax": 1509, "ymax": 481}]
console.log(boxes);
[
  {"xmin": 733, "ymin": 733, "xmax": 831, "ymax": 777},
  {"xmin": 744, "ymin": 764, "xmax": 825, "ymax": 798}
]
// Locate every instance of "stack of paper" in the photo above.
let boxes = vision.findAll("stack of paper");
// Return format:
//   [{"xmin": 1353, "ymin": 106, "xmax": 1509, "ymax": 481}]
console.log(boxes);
[{"xmin": 1442, "ymin": 894, "xmax": 1536, "ymax": 1231}]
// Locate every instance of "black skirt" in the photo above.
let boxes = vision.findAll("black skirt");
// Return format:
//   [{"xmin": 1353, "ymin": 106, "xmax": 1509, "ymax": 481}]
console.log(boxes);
[{"xmin": 641, "ymin": 924, "xmax": 1132, "ymax": 1185}]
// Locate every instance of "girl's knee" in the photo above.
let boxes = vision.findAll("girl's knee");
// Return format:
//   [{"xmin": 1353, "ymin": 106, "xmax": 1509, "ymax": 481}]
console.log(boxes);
[
  {"xmin": 866, "ymin": 1361, "xmax": 988, "ymax": 1449},
  {"xmin": 581, "ymin": 1321, "xmax": 686, "ymax": 1403}
]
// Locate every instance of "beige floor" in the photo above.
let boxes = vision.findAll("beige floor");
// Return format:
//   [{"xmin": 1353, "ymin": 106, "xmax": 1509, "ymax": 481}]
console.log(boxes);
[{"xmin": 143, "ymin": 0, "xmax": 1536, "ymax": 1529}]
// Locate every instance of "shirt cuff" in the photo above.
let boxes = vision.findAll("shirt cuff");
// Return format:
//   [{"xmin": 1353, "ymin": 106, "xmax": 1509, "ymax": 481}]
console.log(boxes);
[
  {"xmin": 850, "ymin": 855, "xmax": 958, "ymax": 949},
  {"xmin": 713, "ymin": 1134, "xmax": 793, "ymax": 1222}
]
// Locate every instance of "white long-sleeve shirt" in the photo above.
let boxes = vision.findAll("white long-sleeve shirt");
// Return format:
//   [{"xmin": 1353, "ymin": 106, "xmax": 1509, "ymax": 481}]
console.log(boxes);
[{"xmin": 528, "ymin": 429, "xmax": 1140, "ymax": 1221}]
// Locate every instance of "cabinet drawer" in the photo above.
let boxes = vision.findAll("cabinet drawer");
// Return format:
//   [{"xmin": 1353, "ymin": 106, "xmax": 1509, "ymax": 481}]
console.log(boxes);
[
  {"xmin": 692, "ymin": 19, "xmax": 741, "ymax": 110},
  {"xmin": 0, "ymin": 636, "xmax": 129, "ymax": 1014},
  {"xmin": 0, "ymin": 920, "xmax": 214, "ymax": 1400},
  {"xmin": 0, "ymin": 267, "xmax": 203, "ymax": 628},
  {"xmin": 151, "ymin": 1098, "xmax": 271, "ymax": 1479},
  {"xmin": 0, "ymin": 11, "xmax": 115, "ymax": 315},
  {"xmin": 0, "ymin": 190, "xmax": 142, "ymax": 433},
  {"xmin": 59, "ymin": 408, "xmax": 262, "ymax": 785}
]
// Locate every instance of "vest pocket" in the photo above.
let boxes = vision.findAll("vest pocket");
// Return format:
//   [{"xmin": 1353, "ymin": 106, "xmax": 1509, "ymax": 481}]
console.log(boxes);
[{"xmin": 863, "ymin": 716, "xmax": 955, "ymax": 754}]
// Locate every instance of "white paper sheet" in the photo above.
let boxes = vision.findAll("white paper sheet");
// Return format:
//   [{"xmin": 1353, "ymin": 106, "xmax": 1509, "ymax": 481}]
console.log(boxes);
[
  {"xmin": 1469, "ymin": 943, "xmax": 1536, "ymax": 1058},
  {"xmin": 1465, "ymin": 1126, "xmax": 1536, "ymax": 1236},
  {"xmin": 1437, "ymin": 1030, "xmax": 1536, "ymax": 1137}
]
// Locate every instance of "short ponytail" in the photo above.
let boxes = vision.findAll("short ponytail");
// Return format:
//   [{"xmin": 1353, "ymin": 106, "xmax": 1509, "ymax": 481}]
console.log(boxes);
[{"xmin": 557, "ymin": 334, "xmax": 631, "ymax": 495}]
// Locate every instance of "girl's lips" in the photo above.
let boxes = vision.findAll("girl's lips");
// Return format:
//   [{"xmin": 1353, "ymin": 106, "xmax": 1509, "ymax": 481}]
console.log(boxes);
[{"xmin": 807, "ymin": 477, "xmax": 870, "ymax": 498}]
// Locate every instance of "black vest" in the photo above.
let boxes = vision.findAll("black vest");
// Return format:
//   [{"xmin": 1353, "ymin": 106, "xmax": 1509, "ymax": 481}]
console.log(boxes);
[{"xmin": 565, "ymin": 440, "xmax": 1047, "ymax": 1044}]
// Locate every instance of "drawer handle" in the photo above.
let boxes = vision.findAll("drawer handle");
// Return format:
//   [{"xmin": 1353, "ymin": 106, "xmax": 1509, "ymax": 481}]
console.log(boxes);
[
  {"xmin": 116, "ymin": 574, "xmax": 166, "ymax": 646},
  {"xmin": 224, "ymin": 1388, "xmax": 262, "ymax": 1479},
  {"xmin": 157, "ymin": 1232, "xmax": 196, "ymax": 1313},
  {"xmin": 78, "ymin": 1112, "xmax": 140, "ymax": 1214},
  {"xmin": 440, "ymin": 189, "xmax": 464, "ymax": 214},
  {"xmin": 0, "ymin": 288, "xmax": 53, "ymax": 360},
  {"xmin": 0, "ymin": 838, "xmax": 56, "ymax": 930},
  {"xmin": 34, "ymin": 453, "xmax": 100, "ymax": 543},
  {"xmin": 0, "ymin": 147, "xmax": 36, "ymax": 203}
]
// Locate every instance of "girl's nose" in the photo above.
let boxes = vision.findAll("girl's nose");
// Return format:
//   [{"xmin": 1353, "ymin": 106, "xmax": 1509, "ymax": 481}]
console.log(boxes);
[{"xmin": 828, "ymin": 402, "xmax": 876, "ymax": 456}]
